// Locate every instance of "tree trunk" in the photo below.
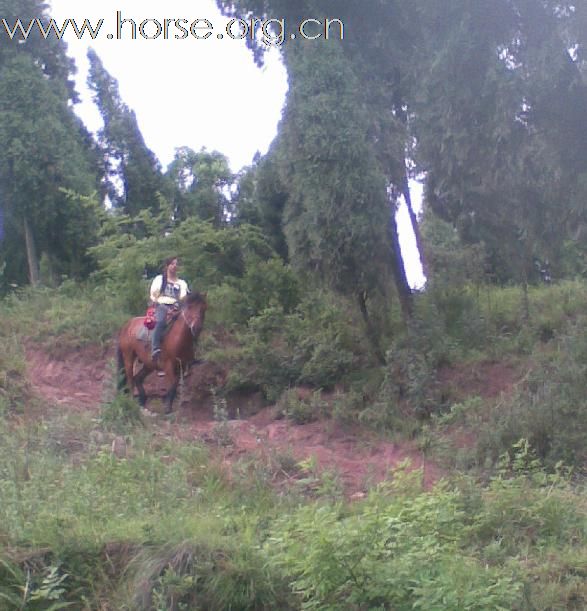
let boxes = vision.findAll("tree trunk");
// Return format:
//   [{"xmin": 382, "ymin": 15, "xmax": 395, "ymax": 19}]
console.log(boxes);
[
  {"xmin": 23, "ymin": 216, "xmax": 39, "ymax": 286},
  {"xmin": 388, "ymin": 198, "xmax": 413, "ymax": 320},
  {"xmin": 357, "ymin": 290, "xmax": 386, "ymax": 365},
  {"xmin": 401, "ymin": 175, "xmax": 428, "ymax": 279}
]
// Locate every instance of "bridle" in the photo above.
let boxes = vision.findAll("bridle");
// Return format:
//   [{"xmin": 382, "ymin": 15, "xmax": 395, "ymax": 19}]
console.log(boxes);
[{"xmin": 181, "ymin": 307, "xmax": 202, "ymax": 337}]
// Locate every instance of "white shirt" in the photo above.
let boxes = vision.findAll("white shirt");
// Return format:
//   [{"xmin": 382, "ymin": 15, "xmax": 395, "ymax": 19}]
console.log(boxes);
[{"xmin": 149, "ymin": 274, "xmax": 189, "ymax": 305}]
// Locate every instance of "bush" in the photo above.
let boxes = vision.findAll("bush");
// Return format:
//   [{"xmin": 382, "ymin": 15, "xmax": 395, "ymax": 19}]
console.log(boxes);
[
  {"xmin": 276, "ymin": 388, "xmax": 329, "ymax": 424},
  {"xmin": 100, "ymin": 392, "xmax": 144, "ymax": 433},
  {"xmin": 269, "ymin": 471, "xmax": 525, "ymax": 610},
  {"xmin": 127, "ymin": 540, "xmax": 293, "ymax": 610},
  {"xmin": 269, "ymin": 457, "xmax": 587, "ymax": 610},
  {"xmin": 476, "ymin": 318, "xmax": 587, "ymax": 468},
  {"xmin": 90, "ymin": 216, "xmax": 286, "ymax": 319},
  {"xmin": 207, "ymin": 258, "xmax": 300, "ymax": 327},
  {"xmin": 1, "ymin": 283, "xmax": 130, "ymax": 351},
  {"xmin": 226, "ymin": 292, "xmax": 368, "ymax": 400}
]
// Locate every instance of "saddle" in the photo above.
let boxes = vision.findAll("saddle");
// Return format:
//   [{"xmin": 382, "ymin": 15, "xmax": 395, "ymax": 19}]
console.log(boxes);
[{"xmin": 137, "ymin": 305, "xmax": 180, "ymax": 343}]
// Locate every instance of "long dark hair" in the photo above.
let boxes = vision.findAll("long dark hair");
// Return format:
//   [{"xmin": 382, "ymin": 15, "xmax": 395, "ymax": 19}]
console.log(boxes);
[{"xmin": 161, "ymin": 256, "xmax": 177, "ymax": 293}]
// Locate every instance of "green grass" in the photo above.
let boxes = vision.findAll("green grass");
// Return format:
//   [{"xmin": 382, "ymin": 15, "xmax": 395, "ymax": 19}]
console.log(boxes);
[
  {"xmin": 1, "ymin": 282, "xmax": 130, "ymax": 352},
  {"xmin": 2, "ymin": 280, "xmax": 587, "ymax": 608},
  {"xmin": 1, "ymin": 405, "xmax": 586, "ymax": 609}
]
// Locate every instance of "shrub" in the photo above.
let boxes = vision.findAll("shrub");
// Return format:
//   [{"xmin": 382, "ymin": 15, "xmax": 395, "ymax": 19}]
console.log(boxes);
[
  {"xmin": 276, "ymin": 388, "xmax": 329, "ymax": 425},
  {"xmin": 127, "ymin": 540, "xmax": 293, "ymax": 610},
  {"xmin": 476, "ymin": 318, "xmax": 587, "ymax": 468},
  {"xmin": 100, "ymin": 392, "xmax": 144, "ymax": 433},
  {"xmin": 226, "ymin": 292, "xmax": 367, "ymax": 400},
  {"xmin": 269, "ymin": 471, "xmax": 525, "ymax": 610}
]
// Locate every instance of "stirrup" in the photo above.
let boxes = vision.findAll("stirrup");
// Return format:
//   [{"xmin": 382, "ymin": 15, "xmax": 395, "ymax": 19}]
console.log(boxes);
[{"xmin": 152, "ymin": 349, "xmax": 161, "ymax": 364}]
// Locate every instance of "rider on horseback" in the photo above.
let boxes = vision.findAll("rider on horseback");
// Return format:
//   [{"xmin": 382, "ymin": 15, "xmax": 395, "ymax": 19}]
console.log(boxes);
[{"xmin": 149, "ymin": 256, "xmax": 190, "ymax": 365}]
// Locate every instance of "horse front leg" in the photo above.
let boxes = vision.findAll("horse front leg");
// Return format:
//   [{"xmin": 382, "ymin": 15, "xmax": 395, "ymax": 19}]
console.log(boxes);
[{"xmin": 164, "ymin": 362, "xmax": 179, "ymax": 414}]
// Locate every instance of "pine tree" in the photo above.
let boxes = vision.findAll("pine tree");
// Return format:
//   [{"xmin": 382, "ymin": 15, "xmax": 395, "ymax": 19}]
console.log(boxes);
[{"xmin": 87, "ymin": 49, "xmax": 166, "ymax": 217}]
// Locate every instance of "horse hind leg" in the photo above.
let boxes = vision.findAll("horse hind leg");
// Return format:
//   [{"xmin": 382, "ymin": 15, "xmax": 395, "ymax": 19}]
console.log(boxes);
[
  {"xmin": 134, "ymin": 365, "xmax": 149, "ymax": 408},
  {"xmin": 116, "ymin": 346, "xmax": 127, "ymax": 392},
  {"xmin": 119, "ymin": 351, "xmax": 137, "ymax": 399}
]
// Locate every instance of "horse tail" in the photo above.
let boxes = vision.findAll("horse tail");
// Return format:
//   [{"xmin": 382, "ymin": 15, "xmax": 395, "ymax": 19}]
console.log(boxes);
[{"xmin": 116, "ymin": 343, "xmax": 127, "ymax": 392}]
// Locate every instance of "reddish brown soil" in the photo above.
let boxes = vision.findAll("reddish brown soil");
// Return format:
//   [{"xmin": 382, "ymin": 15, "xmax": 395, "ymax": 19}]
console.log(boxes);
[
  {"xmin": 436, "ymin": 360, "xmax": 526, "ymax": 452},
  {"xmin": 437, "ymin": 360, "xmax": 523, "ymax": 402},
  {"xmin": 23, "ymin": 342, "xmax": 461, "ymax": 496}
]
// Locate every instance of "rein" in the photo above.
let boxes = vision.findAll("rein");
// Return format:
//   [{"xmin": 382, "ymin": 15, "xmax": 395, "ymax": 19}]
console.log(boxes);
[{"xmin": 181, "ymin": 308, "xmax": 200, "ymax": 337}]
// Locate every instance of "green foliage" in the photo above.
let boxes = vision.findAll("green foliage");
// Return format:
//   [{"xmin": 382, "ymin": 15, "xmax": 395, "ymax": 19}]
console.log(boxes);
[
  {"xmin": 413, "ymin": 0, "xmax": 587, "ymax": 284},
  {"xmin": 269, "ymin": 470, "xmax": 523, "ymax": 610},
  {"xmin": 0, "ymin": 51, "xmax": 100, "ymax": 286},
  {"xmin": 269, "ymin": 455, "xmax": 587, "ymax": 610},
  {"xmin": 0, "ymin": 557, "xmax": 72, "ymax": 610},
  {"xmin": 0, "ymin": 331, "xmax": 29, "ymax": 412},
  {"xmin": 166, "ymin": 146, "xmax": 233, "ymax": 225},
  {"xmin": 227, "ymin": 292, "xmax": 365, "ymax": 400},
  {"xmin": 233, "ymin": 146, "xmax": 289, "ymax": 260},
  {"xmin": 129, "ymin": 540, "xmax": 291, "ymax": 611},
  {"xmin": 367, "ymin": 302, "xmax": 457, "ymax": 432},
  {"xmin": 421, "ymin": 208, "xmax": 488, "ymax": 289},
  {"xmin": 90, "ymin": 214, "xmax": 290, "ymax": 317},
  {"xmin": 1, "ymin": 370, "xmax": 587, "ymax": 609},
  {"xmin": 278, "ymin": 39, "xmax": 393, "ymax": 300},
  {"xmin": 208, "ymin": 256, "xmax": 300, "ymax": 326},
  {"xmin": 0, "ymin": 409, "xmax": 297, "ymax": 609},
  {"xmin": 0, "ymin": 283, "xmax": 130, "ymax": 352},
  {"xmin": 276, "ymin": 389, "xmax": 329, "ymax": 425},
  {"xmin": 100, "ymin": 392, "xmax": 143, "ymax": 434},
  {"xmin": 209, "ymin": 389, "xmax": 233, "ymax": 447},
  {"xmin": 87, "ymin": 48, "xmax": 166, "ymax": 218},
  {"xmin": 475, "ymin": 317, "xmax": 587, "ymax": 468}
]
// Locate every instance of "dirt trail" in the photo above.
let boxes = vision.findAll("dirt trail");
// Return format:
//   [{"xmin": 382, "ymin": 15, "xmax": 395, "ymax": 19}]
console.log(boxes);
[{"xmin": 24, "ymin": 342, "xmax": 443, "ymax": 495}]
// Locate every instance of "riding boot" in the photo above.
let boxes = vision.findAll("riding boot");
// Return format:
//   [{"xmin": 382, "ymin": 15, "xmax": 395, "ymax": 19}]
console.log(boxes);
[{"xmin": 151, "ymin": 304, "xmax": 167, "ymax": 363}]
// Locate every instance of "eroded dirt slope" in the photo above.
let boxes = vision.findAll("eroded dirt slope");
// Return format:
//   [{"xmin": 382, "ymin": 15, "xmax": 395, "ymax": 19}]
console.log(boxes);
[{"xmin": 24, "ymin": 341, "xmax": 452, "ymax": 495}]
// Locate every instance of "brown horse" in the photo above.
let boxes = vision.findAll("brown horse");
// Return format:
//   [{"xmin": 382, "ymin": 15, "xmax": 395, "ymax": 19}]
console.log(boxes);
[{"xmin": 117, "ymin": 292, "xmax": 207, "ymax": 413}]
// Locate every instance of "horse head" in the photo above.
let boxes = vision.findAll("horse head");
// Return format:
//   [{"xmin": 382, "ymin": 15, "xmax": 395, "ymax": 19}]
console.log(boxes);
[{"xmin": 181, "ymin": 291, "xmax": 207, "ymax": 337}]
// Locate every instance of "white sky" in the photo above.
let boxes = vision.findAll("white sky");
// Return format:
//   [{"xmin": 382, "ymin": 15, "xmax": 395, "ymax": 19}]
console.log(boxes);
[
  {"xmin": 50, "ymin": 0, "xmax": 288, "ymax": 171},
  {"xmin": 49, "ymin": 0, "xmax": 425, "ymax": 287}
]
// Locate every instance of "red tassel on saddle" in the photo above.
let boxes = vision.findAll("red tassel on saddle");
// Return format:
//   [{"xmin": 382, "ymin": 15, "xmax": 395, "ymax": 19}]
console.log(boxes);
[{"xmin": 144, "ymin": 306, "xmax": 156, "ymax": 330}]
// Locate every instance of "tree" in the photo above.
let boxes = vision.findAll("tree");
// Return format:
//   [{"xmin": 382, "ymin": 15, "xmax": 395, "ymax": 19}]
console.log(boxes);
[
  {"xmin": 0, "ymin": 0, "xmax": 76, "ymax": 95},
  {"xmin": 165, "ymin": 146, "xmax": 233, "ymax": 226},
  {"xmin": 218, "ymin": 0, "xmax": 428, "ymax": 318},
  {"xmin": 87, "ymin": 48, "xmax": 166, "ymax": 218},
  {"xmin": 412, "ymin": 0, "xmax": 587, "ymax": 289},
  {"xmin": 232, "ymin": 147, "xmax": 289, "ymax": 260},
  {"xmin": 0, "ymin": 2, "xmax": 101, "ymax": 286},
  {"xmin": 278, "ymin": 40, "xmax": 399, "ymax": 358}
]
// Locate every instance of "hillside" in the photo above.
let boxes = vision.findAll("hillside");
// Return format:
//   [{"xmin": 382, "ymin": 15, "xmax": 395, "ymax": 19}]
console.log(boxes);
[
  {"xmin": 1, "ymin": 282, "xmax": 587, "ymax": 610},
  {"xmin": 24, "ymin": 339, "xmax": 444, "ymax": 496}
]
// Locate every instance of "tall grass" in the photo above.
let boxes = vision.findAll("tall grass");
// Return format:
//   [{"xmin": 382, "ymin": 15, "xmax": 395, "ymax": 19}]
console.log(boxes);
[
  {"xmin": 1, "ymin": 282, "xmax": 131, "ymax": 352},
  {"xmin": 2, "ymin": 410, "xmax": 586, "ymax": 609},
  {"xmin": 2, "ymin": 280, "xmax": 587, "ymax": 608}
]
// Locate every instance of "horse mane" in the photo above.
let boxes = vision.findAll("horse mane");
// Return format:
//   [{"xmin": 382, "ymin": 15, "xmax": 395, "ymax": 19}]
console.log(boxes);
[{"xmin": 184, "ymin": 291, "xmax": 207, "ymax": 305}]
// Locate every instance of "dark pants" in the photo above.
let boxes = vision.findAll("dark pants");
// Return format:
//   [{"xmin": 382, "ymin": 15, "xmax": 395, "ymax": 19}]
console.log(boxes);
[{"xmin": 151, "ymin": 304, "xmax": 171, "ymax": 355}]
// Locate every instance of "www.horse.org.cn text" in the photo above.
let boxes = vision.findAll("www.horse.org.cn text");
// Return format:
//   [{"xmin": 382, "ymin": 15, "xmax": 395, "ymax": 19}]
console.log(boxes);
[{"xmin": 0, "ymin": 13, "xmax": 345, "ymax": 47}]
